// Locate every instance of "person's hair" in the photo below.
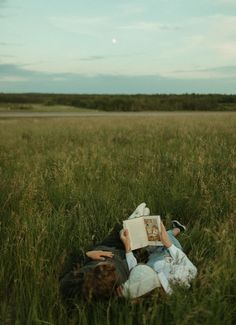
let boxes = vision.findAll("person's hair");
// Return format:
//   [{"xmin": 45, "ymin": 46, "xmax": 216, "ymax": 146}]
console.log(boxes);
[{"xmin": 82, "ymin": 263, "xmax": 119, "ymax": 302}]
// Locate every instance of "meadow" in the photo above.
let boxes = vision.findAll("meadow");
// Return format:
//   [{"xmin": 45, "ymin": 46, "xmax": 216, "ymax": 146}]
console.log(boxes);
[
  {"xmin": 0, "ymin": 103, "xmax": 99, "ymax": 113},
  {"xmin": 0, "ymin": 112, "xmax": 235, "ymax": 325}
]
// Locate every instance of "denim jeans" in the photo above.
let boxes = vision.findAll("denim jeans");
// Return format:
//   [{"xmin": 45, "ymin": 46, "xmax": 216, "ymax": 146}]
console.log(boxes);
[{"xmin": 147, "ymin": 230, "xmax": 183, "ymax": 268}]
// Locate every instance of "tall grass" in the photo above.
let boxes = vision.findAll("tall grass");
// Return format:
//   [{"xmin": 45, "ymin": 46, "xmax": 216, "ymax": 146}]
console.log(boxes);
[{"xmin": 0, "ymin": 113, "xmax": 235, "ymax": 324}]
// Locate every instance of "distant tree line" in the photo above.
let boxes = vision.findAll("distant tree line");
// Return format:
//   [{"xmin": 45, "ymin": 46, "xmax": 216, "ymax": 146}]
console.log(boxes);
[{"xmin": 0, "ymin": 93, "xmax": 236, "ymax": 111}]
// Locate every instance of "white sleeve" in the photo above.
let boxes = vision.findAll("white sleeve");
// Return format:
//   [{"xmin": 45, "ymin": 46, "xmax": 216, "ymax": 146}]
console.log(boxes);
[
  {"xmin": 168, "ymin": 244, "xmax": 197, "ymax": 282},
  {"xmin": 125, "ymin": 252, "xmax": 138, "ymax": 270},
  {"xmin": 157, "ymin": 272, "xmax": 173, "ymax": 294}
]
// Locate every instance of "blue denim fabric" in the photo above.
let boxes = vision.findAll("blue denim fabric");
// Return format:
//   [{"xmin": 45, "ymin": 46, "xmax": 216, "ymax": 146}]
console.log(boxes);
[{"xmin": 147, "ymin": 230, "xmax": 183, "ymax": 268}]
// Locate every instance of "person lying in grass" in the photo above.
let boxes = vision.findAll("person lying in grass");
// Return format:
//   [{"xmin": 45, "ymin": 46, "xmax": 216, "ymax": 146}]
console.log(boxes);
[
  {"xmin": 59, "ymin": 203, "xmax": 197, "ymax": 306},
  {"xmin": 59, "ymin": 204, "xmax": 151, "ymax": 307},
  {"xmin": 119, "ymin": 204, "xmax": 197, "ymax": 298}
]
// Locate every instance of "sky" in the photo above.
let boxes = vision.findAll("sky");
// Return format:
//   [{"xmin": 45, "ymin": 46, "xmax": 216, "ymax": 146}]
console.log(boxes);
[{"xmin": 0, "ymin": 0, "xmax": 236, "ymax": 94}]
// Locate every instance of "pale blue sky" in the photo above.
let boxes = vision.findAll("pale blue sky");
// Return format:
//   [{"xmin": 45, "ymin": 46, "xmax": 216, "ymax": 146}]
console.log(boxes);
[{"xmin": 0, "ymin": 0, "xmax": 236, "ymax": 93}]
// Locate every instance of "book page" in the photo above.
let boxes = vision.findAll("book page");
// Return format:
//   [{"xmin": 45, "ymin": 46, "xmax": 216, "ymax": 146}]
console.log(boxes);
[
  {"xmin": 143, "ymin": 215, "xmax": 163, "ymax": 246},
  {"xmin": 123, "ymin": 218, "xmax": 148, "ymax": 250}
]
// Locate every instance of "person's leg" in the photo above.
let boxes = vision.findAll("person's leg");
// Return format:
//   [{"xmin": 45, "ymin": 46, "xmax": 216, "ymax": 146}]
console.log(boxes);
[
  {"xmin": 147, "ymin": 246, "xmax": 167, "ymax": 268},
  {"xmin": 167, "ymin": 230, "xmax": 183, "ymax": 250},
  {"xmin": 172, "ymin": 228, "xmax": 180, "ymax": 237},
  {"xmin": 128, "ymin": 203, "xmax": 150, "ymax": 219}
]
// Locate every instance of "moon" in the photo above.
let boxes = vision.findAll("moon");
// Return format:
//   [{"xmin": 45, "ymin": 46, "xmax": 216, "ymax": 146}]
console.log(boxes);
[{"xmin": 112, "ymin": 38, "xmax": 117, "ymax": 44}]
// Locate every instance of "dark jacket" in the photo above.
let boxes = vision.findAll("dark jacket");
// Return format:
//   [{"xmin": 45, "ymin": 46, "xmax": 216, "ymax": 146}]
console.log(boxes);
[{"xmin": 59, "ymin": 225, "xmax": 129, "ymax": 303}]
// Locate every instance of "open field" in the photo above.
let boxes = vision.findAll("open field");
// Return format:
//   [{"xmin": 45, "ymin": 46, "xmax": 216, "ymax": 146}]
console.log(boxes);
[
  {"xmin": 1, "ymin": 111, "xmax": 236, "ymax": 119},
  {"xmin": 0, "ymin": 113, "xmax": 235, "ymax": 324},
  {"xmin": 0, "ymin": 103, "xmax": 99, "ymax": 113}
]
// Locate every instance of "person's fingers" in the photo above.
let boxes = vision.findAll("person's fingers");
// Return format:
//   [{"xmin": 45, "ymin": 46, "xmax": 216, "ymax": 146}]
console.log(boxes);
[
  {"xmin": 100, "ymin": 251, "xmax": 114, "ymax": 258},
  {"xmin": 116, "ymin": 285, "xmax": 123, "ymax": 297}
]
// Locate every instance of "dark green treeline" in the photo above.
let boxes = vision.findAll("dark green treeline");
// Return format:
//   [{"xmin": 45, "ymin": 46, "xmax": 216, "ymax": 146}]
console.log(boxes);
[{"xmin": 0, "ymin": 93, "xmax": 236, "ymax": 111}]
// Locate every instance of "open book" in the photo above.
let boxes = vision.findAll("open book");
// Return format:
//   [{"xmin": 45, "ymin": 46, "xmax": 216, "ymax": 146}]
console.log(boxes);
[{"xmin": 123, "ymin": 215, "xmax": 163, "ymax": 250}]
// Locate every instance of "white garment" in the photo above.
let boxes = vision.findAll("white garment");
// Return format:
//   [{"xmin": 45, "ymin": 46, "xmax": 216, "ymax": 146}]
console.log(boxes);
[
  {"xmin": 126, "ymin": 252, "xmax": 138, "ymax": 271},
  {"xmin": 125, "ymin": 244, "xmax": 197, "ymax": 294},
  {"xmin": 152, "ymin": 244, "xmax": 197, "ymax": 293},
  {"xmin": 122, "ymin": 264, "xmax": 161, "ymax": 298}
]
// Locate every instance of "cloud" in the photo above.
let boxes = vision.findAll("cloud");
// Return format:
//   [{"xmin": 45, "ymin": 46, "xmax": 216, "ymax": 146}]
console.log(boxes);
[
  {"xmin": 79, "ymin": 53, "xmax": 144, "ymax": 62},
  {"xmin": 176, "ymin": 65, "xmax": 236, "ymax": 73},
  {"xmin": 190, "ymin": 15, "xmax": 236, "ymax": 60},
  {"xmin": 0, "ymin": 63, "xmax": 29, "ymax": 83},
  {"xmin": 0, "ymin": 41, "xmax": 22, "ymax": 46},
  {"xmin": 213, "ymin": 0, "xmax": 236, "ymax": 3},
  {"xmin": 119, "ymin": 21, "xmax": 181, "ymax": 32},
  {"xmin": 172, "ymin": 65, "xmax": 236, "ymax": 79},
  {"xmin": 52, "ymin": 77, "xmax": 66, "ymax": 81},
  {"xmin": 0, "ymin": 54, "xmax": 15, "ymax": 58},
  {"xmin": 48, "ymin": 16, "xmax": 110, "ymax": 37},
  {"xmin": 80, "ymin": 55, "xmax": 105, "ymax": 61},
  {"xmin": 0, "ymin": 63, "xmax": 235, "ymax": 94},
  {"xmin": 49, "ymin": 14, "xmax": 181, "ymax": 42},
  {"xmin": 214, "ymin": 41, "xmax": 236, "ymax": 59},
  {"xmin": 154, "ymin": 14, "xmax": 236, "ymax": 76},
  {"xmin": 0, "ymin": 63, "xmax": 29, "ymax": 75},
  {"xmin": 0, "ymin": 76, "xmax": 28, "ymax": 82},
  {"xmin": 114, "ymin": 3, "xmax": 145, "ymax": 15}
]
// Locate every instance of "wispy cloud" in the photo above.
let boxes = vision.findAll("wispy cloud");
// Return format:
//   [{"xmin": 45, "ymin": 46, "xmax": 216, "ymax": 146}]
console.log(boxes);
[
  {"xmin": 0, "ymin": 54, "xmax": 15, "ymax": 58},
  {"xmin": 213, "ymin": 0, "xmax": 236, "ymax": 3},
  {"xmin": 79, "ymin": 52, "xmax": 145, "ymax": 62},
  {"xmin": 169, "ymin": 65, "xmax": 236, "ymax": 79},
  {"xmin": 80, "ymin": 55, "xmax": 105, "ymax": 61},
  {"xmin": 214, "ymin": 41, "xmax": 236, "ymax": 59},
  {"xmin": 0, "ymin": 76, "xmax": 28, "ymax": 82},
  {"xmin": 176, "ymin": 65, "xmax": 236, "ymax": 73},
  {"xmin": 49, "ymin": 16, "xmax": 111, "ymax": 37},
  {"xmin": 114, "ymin": 2, "xmax": 145, "ymax": 15},
  {"xmin": 0, "ymin": 63, "xmax": 235, "ymax": 94},
  {"xmin": 119, "ymin": 21, "xmax": 181, "ymax": 32},
  {"xmin": 0, "ymin": 63, "xmax": 31, "ymax": 76},
  {"xmin": 0, "ymin": 41, "xmax": 22, "ymax": 46}
]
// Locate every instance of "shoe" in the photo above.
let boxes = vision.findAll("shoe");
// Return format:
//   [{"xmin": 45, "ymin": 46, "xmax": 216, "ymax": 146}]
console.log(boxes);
[
  {"xmin": 143, "ymin": 207, "xmax": 150, "ymax": 216},
  {"xmin": 172, "ymin": 220, "xmax": 186, "ymax": 232},
  {"xmin": 128, "ymin": 203, "xmax": 146, "ymax": 219}
]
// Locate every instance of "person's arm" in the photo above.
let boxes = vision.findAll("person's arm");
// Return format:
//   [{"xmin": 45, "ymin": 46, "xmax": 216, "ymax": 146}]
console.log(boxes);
[
  {"xmin": 159, "ymin": 222, "xmax": 172, "ymax": 248},
  {"xmin": 157, "ymin": 271, "xmax": 173, "ymax": 294},
  {"xmin": 167, "ymin": 244, "xmax": 197, "ymax": 281},
  {"xmin": 85, "ymin": 250, "xmax": 114, "ymax": 261},
  {"xmin": 159, "ymin": 221, "xmax": 197, "ymax": 284},
  {"xmin": 125, "ymin": 251, "xmax": 138, "ymax": 270},
  {"xmin": 120, "ymin": 229, "xmax": 138, "ymax": 270}
]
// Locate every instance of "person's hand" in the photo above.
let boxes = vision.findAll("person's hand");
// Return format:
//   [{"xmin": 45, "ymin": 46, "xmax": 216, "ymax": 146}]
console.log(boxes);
[
  {"xmin": 159, "ymin": 222, "xmax": 172, "ymax": 248},
  {"xmin": 120, "ymin": 229, "xmax": 131, "ymax": 253},
  {"xmin": 86, "ymin": 250, "xmax": 114, "ymax": 261},
  {"xmin": 116, "ymin": 285, "xmax": 124, "ymax": 297}
]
